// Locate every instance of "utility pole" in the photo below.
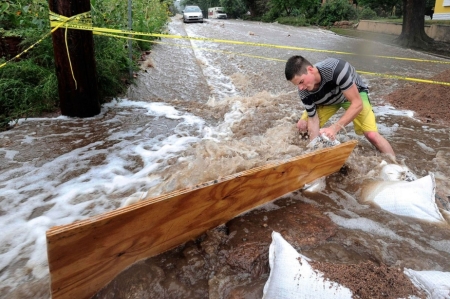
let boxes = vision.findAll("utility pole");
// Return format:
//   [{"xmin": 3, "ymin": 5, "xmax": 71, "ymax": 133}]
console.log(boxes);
[
  {"xmin": 128, "ymin": 0, "xmax": 133, "ymax": 80},
  {"xmin": 48, "ymin": 0, "xmax": 100, "ymax": 117}
]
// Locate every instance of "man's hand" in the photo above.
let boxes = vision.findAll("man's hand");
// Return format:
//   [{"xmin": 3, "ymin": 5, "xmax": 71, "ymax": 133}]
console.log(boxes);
[
  {"xmin": 318, "ymin": 84, "xmax": 362, "ymax": 140},
  {"xmin": 297, "ymin": 119, "xmax": 309, "ymax": 140},
  {"xmin": 297, "ymin": 119, "xmax": 308, "ymax": 132},
  {"xmin": 319, "ymin": 125, "xmax": 338, "ymax": 140}
]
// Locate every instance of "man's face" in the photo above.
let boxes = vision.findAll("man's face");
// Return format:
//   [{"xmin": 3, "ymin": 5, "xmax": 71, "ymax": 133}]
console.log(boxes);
[{"xmin": 290, "ymin": 66, "xmax": 318, "ymax": 92}]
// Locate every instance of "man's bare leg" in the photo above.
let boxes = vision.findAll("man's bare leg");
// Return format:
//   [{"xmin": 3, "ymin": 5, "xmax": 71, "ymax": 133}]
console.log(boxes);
[{"xmin": 364, "ymin": 131, "xmax": 395, "ymax": 156}]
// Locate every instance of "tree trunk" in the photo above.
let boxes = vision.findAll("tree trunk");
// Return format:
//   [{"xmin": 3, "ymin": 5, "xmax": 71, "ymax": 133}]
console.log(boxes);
[
  {"xmin": 395, "ymin": 0, "xmax": 434, "ymax": 49},
  {"xmin": 48, "ymin": 0, "xmax": 100, "ymax": 117}
]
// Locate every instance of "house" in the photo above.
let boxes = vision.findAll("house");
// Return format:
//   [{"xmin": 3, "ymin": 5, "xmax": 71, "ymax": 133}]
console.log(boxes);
[{"xmin": 433, "ymin": 0, "xmax": 450, "ymax": 19}]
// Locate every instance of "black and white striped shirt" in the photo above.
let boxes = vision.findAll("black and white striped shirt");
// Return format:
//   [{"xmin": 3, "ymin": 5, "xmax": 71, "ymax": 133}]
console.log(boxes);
[{"xmin": 298, "ymin": 58, "xmax": 368, "ymax": 118}]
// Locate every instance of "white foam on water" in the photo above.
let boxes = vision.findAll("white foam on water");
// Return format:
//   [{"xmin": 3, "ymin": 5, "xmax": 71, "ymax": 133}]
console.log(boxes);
[
  {"xmin": 205, "ymin": 98, "xmax": 245, "ymax": 138},
  {"xmin": 374, "ymin": 104, "xmax": 415, "ymax": 118},
  {"xmin": 415, "ymin": 140, "xmax": 436, "ymax": 154},
  {"xmin": 0, "ymin": 99, "xmax": 214, "ymax": 291},
  {"xmin": 1, "ymin": 91, "xmax": 282, "ymax": 293},
  {"xmin": 3, "ymin": 149, "xmax": 19, "ymax": 160},
  {"xmin": 185, "ymin": 26, "xmax": 238, "ymax": 99}
]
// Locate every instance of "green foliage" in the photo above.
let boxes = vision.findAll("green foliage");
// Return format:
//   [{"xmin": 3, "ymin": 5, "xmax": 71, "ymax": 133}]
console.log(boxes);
[
  {"xmin": 267, "ymin": 0, "xmax": 317, "ymax": 18},
  {"xmin": 0, "ymin": 59, "xmax": 58, "ymax": 129},
  {"xmin": 93, "ymin": 35, "xmax": 137, "ymax": 102},
  {"xmin": 357, "ymin": 0, "xmax": 401, "ymax": 17},
  {"xmin": 0, "ymin": 0, "xmax": 49, "ymax": 33},
  {"xmin": 220, "ymin": 0, "xmax": 248, "ymax": 18},
  {"xmin": 255, "ymin": 0, "xmax": 272, "ymax": 17},
  {"xmin": 133, "ymin": 0, "xmax": 169, "ymax": 50},
  {"xmin": 262, "ymin": 8, "xmax": 281, "ymax": 22},
  {"xmin": 316, "ymin": 0, "xmax": 357, "ymax": 26},
  {"xmin": 359, "ymin": 7, "xmax": 377, "ymax": 20},
  {"xmin": 260, "ymin": 0, "xmax": 319, "ymax": 22},
  {"xmin": 276, "ymin": 15, "xmax": 310, "ymax": 26},
  {"xmin": 91, "ymin": 0, "xmax": 169, "ymax": 51},
  {"xmin": 1, "ymin": 0, "xmax": 169, "ymax": 130}
]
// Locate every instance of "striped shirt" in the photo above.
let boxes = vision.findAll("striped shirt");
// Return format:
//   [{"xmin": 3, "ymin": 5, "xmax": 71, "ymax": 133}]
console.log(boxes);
[{"xmin": 298, "ymin": 58, "xmax": 368, "ymax": 118}]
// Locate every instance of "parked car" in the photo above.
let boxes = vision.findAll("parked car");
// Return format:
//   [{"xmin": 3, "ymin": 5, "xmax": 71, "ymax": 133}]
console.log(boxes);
[{"xmin": 182, "ymin": 6, "xmax": 203, "ymax": 23}]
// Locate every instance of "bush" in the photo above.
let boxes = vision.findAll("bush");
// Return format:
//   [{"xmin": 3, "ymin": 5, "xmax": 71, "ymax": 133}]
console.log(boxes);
[
  {"xmin": 94, "ymin": 36, "xmax": 135, "ymax": 102},
  {"xmin": 359, "ymin": 7, "xmax": 377, "ymax": 20},
  {"xmin": 277, "ymin": 16, "xmax": 310, "ymax": 26},
  {"xmin": 262, "ymin": 8, "xmax": 281, "ymax": 22},
  {"xmin": 221, "ymin": 0, "xmax": 248, "ymax": 19},
  {"xmin": 0, "ymin": 59, "xmax": 58, "ymax": 129},
  {"xmin": 0, "ymin": 0, "xmax": 169, "ymax": 130},
  {"xmin": 316, "ymin": 0, "xmax": 357, "ymax": 26}
]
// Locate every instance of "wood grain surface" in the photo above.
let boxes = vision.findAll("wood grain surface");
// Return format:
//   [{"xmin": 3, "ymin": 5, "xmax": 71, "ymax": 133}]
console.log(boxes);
[{"xmin": 46, "ymin": 140, "xmax": 357, "ymax": 299}]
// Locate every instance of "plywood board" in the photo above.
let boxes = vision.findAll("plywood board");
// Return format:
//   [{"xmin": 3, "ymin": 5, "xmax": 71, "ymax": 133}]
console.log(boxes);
[{"xmin": 46, "ymin": 140, "xmax": 357, "ymax": 299}]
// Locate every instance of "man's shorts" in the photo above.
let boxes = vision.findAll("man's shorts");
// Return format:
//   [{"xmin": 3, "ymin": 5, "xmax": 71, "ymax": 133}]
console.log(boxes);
[{"xmin": 300, "ymin": 92, "xmax": 377, "ymax": 135}]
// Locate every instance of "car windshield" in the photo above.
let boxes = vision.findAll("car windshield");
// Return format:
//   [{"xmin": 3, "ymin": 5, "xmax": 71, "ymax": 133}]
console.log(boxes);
[{"xmin": 185, "ymin": 6, "xmax": 201, "ymax": 12}]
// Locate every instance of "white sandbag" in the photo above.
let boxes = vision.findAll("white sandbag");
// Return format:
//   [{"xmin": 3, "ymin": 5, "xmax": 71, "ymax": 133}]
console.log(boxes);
[
  {"xmin": 361, "ymin": 173, "xmax": 445, "ymax": 223},
  {"xmin": 404, "ymin": 269, "xmax": 450, "ymax": 299},
  {"xmin": 380, "ymin": 163, "xmax": 417, "ymax": 182},
  {"xmin": 263, "ymin": 231, "xmax": 353, "ymax": 299},
  {"xmin": 302, "ymin": 177, "xmax": 326, "ymax": 193},
  {"xmin": 307, "ymin": 134, "xmax": 340, "ymax": 151}
]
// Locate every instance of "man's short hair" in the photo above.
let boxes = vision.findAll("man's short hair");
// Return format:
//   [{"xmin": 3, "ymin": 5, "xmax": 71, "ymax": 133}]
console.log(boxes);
[{"xmin": 285, "ymin": 55, "xmax": 312, "ymax": 81}]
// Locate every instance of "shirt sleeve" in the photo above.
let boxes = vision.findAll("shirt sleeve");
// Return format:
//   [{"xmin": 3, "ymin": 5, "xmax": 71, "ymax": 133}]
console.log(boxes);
[{"xmin": 298, "ymin": 91, "xmax": 317, "ymax": 118}]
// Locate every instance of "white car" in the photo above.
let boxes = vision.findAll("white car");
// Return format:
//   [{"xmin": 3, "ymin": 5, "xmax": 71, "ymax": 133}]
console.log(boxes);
[{"xmin": 182, "ymin": 6, "xmax": 203, "ymax": 23}]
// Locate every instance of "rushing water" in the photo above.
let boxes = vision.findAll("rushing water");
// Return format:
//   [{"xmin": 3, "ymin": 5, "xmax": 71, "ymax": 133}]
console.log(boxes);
[{"xmin": 1, "ymin": 16, "xmax": 450, "ymax": 299}]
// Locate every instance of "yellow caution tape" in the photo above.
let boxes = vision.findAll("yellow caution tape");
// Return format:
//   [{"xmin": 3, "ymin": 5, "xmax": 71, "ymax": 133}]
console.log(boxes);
[
  {"xmin": 97, "ymin": 31, "xmax": 450, "ymax": 87},
  {"xmin": 49, "ymin": 11, "xmax": 92, "ymax": 27},
  {"xmin": 359, "ymin": 71, "xmax": 450, "ymax": 86},
  {"xmin": 94, "ymin": 31, "xmax": 285, "ymax": 62},
  {"xmin": 50, "ymin": 11, "xmax": 92, "ymax": 89},
  {"xmin": 0, "ymin": 11, "xmax": 91, "ymax": 74},
  {"xmin": 2, "ymin": 11, "xmax": 450, "ymax": 89},
  {"xmin": 49, "ymin": 12, "xmax": 450, "ymax": 66}
]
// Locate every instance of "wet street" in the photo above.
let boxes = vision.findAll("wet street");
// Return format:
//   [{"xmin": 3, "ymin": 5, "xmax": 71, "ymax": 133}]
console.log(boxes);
[{"xmin": 1, "ymin": 15, "xmax": 450, "ymax": 298}]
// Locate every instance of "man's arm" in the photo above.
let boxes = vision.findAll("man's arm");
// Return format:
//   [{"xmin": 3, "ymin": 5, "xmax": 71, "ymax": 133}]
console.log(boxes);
[
  {"xmin": 307, "ymin": 113, "xmax": 320, "ymax": 140},
  {"xmin": 319, "ymin": 83, "xmax": 362, "ymax": 140}
]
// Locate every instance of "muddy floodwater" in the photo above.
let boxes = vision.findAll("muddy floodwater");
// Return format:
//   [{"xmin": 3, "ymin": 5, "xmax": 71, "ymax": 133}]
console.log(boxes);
[{"xmin": 1, "ymin": 16, "xmax": 450, "ymax": 299}]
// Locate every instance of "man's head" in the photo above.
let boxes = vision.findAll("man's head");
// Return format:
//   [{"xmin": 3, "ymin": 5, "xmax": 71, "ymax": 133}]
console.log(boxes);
[{"xmin": 285, "ymin": 55, "xmax": 319, "ymax": 92}]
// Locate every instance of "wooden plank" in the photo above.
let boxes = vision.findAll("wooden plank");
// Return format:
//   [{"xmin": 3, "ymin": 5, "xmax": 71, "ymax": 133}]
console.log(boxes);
[{"xmin": 46, "ymin": 140, "xmax": 357, "ymax": 299}]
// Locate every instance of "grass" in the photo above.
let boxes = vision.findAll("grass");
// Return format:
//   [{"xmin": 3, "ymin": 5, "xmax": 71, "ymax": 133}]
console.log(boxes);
[
  {"xmin": 328, "ymin": 26, "xmax": 450, "ymax": 59},
  {"xmin": 425, "ymin": 19, "xmax": 450, "ymax": 25},
  {"xmin": 276, "ymin": 16, "xmax": 311, "ymax": 27},
  {"xmin": 363, "ymin": 18, "xmax": 450, "ymax": 25},
  {"xmin": 329, "ymin": 27, "xmax": 397, "ymax": 45}
]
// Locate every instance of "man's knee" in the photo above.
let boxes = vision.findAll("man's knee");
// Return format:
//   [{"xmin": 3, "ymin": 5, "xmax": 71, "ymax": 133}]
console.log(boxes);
[
  {"xmin": 364, "ymin": 131, "xmax": 381, "ymax": 143},
  {"xmin": 364, "ymin": 131, "xmax": 387, "ymax": 148},
  {"xmin": 364, "ymin": 131, "xmax": 395, "ymax": 155}
]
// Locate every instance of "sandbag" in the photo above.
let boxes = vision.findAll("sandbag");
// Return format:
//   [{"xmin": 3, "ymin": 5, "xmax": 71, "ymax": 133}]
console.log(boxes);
[
  {"xmin": 263, "ymin": 232, "xmax": 448, "ymax": 299},
  {"xmin": 361, "ymin": 173, "xmax": 445, "ymax": 223},
  {"xmin": 380, "ymin": 163, "xmax": 417, "ymax": 182},
  {"xmin": 404, "ymin": 269, "xmax": 450, "ymax": 299},
  {"xmin": 307, "ymin": 134, "xmax": 340, "ymax": 151},
  {"xmin": 263, "ymin": 232, "xmax": 353, "ymax": 299}
]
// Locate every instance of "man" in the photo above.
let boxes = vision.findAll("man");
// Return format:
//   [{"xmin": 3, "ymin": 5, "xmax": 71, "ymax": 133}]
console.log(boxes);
[{"xmin": 285, "ymin": 55, "xmax": 395, "ymax": 156}]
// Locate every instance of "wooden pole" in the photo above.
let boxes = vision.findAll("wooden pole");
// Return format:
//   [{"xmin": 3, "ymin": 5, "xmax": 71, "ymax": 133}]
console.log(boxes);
[
  {"xmin": 46, "ymin": 141, "xmax": 357, "ymax": 299},
  {"xmin": 48, "ymin": 0, "xmax": 100, "ymax": 117},
  {"xmin": 127, "ymin": 0, "xmax": 133, "ymax": 80}
]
